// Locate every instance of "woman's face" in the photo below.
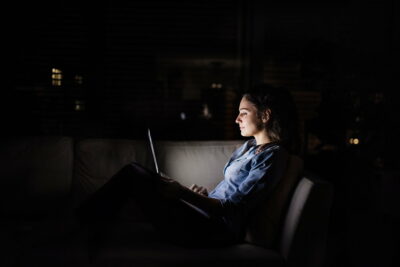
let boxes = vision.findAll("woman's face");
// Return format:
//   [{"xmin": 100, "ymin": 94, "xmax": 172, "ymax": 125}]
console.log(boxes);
[{"xmin": 235, "ymin": 97, "xmax": 265, "ymax": 137}]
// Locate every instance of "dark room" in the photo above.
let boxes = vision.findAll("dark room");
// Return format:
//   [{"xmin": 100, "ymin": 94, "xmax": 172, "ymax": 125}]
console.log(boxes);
[{"xmin": 1, "ymin": 0, "xmax": 398, "ymax": 267}]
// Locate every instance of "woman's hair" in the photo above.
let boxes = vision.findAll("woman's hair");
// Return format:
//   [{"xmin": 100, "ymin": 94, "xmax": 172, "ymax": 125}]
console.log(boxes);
[{"xmin": 243, "ymin": 83, "xmax": 301, "ymax": 155}]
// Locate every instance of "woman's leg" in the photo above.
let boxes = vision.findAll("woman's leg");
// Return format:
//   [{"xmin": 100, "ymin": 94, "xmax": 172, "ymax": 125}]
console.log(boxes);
[
  {"xmin": 76, "ymin": 162, "xmax": 159, "ymax": 224},
  {"xmin": 76, "ymin": 162, "xmax": 235, "ymax": 247}
]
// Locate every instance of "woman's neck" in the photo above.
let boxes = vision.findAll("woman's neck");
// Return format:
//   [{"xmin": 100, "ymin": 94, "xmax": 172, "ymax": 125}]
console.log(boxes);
[{"xmin": 254, "ymin": 132, "xmax": 271, "ymax": 146}]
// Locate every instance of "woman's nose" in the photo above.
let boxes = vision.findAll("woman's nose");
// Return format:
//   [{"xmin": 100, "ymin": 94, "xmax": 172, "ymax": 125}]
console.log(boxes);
[{"xmin": 235, "ymin": 116, "xmax": 240, "ymax": 124}]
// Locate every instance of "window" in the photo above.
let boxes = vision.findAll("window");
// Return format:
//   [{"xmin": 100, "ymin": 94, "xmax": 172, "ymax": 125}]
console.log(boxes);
[
  {"xmin": 51, "ymin": 68, "xmax": 63, "ymax": 86},
  {"xmin": 74, "ymin": 75, "xmax": 83, "ymax": 85}
]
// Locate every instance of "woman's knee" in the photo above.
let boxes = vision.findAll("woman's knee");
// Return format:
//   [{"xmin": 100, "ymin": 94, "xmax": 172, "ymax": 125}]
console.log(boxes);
[
  {"xmin": 116, "ymin": 162, "xmax": 144, "ymax": 176},
  {"xmin": 126, "ymin": 162, "xmax": 156, "ymax": 177},
  {"xmin": 114, "ymin": 162, "xmax": 158, "ymax": 186}
]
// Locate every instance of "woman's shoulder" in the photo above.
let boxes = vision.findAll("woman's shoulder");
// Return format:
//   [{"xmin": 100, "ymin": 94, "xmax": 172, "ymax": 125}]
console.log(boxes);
[
  {"xmin": 251, "ymin": 142, "xmax": 282, "ymax": 164},
  {"xmin": 259, "ymin": 141, "xmax": 281, "ymax": 154}
]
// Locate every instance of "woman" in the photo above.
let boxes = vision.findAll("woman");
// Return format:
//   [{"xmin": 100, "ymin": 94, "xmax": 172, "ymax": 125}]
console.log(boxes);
[{"xmin": 77, "ymin": 83, "xmax": 299, "ymax": 247}]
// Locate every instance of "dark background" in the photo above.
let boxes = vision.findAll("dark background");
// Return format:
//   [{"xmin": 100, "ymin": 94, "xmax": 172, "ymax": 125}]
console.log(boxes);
[{"xmin": 2, "ymin": 0, "xmax": 399, "ymax": 266}]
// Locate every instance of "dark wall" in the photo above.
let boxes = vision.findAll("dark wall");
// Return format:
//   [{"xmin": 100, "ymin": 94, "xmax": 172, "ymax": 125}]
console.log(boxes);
[{"xmin": 4, "ymin": 0, "xmax": 397, "ymax": 142}]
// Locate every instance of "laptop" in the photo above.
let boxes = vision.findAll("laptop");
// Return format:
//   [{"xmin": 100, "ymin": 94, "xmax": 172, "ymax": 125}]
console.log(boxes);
[
  {"xmin": 147, "ymin": 128, "xmax": 210, "ymax": 217},
  {"xmin": 147, "ymin": 128, "xmax": 160, "ymax": 174}
]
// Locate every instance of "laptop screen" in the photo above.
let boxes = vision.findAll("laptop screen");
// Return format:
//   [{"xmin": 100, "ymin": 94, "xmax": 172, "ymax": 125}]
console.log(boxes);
[{"xmin": 147, "ymin": 128, "xmax": 159, "ymax": 174}]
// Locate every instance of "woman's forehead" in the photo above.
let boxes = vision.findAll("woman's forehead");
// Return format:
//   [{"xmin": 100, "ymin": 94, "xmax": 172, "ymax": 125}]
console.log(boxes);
[{"xmin": 239, "ymin": 97, "xmax": 257, "ymax": 110}]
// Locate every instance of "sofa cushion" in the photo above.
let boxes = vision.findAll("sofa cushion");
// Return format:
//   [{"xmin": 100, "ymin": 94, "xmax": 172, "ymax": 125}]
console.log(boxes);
[
  {"xmin": 92, "ymin": 222, "xmax": 285, "ymax": 267},
  {"xmin": 73, "ymin": 138, "xmax": 153, "ymax": 205},
  {"xmin": 244, "ymin": 154, "xmax": 304, "ymax": 248},
  {"xmin": 16, "ymin": 224, "xmax": 89, "ymax": 267},
  {"xmin": 156, "ymin": 141, "xmax": 243, "ymax": 190},
  {"xmin": 73, "ymin": 139, "xmax": 242, "ymax": 203},
  {"xmin": 0, "ymin": 136, "xmax": 74, "ymax": 217}
]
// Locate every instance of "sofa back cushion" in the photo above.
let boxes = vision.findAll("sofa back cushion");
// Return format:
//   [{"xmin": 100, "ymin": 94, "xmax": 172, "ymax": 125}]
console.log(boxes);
[
  {"xmin": 0, "ymin": 136, "xmax": 74, "ymax": 218},
  {"xmin": 73, "ymin": 139, "xmax": 243, "ymax": 204},
  {"xmin": 244, "ymin": 153, "xmax": 304, "ymax": 248},
  {"xmin": 280, "ymin": 177, "xmax": 333, "ymax": 266},
  {"xmin": 156, "ymin": 141, "xmax": 243, "ymax": 190},
  {"xmin": 73, "ymin": 139, "xmax": 153, "ymax": 205}
]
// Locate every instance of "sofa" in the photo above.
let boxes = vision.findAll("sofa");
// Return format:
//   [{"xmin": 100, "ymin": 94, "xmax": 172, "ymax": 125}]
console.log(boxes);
[{"xmin": 0, "ymin": 136, "xmax": 333, "ymax": 267}]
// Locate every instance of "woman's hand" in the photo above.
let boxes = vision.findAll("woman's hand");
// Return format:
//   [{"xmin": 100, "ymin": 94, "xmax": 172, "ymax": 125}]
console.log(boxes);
[{"xmin": 189, "ymin": 184, "xmax": 208, "ymax": 196}]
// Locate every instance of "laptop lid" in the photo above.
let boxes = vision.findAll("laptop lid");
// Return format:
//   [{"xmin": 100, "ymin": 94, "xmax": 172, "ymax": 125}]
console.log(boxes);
[{"xmin": 147, "ymin": 128, "xmax": 159, "ymax": 174}]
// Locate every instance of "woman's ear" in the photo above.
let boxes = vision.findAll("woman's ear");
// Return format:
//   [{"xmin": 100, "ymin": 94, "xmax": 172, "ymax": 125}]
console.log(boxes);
[{"xmin": 262, "ymin": 109, "xmax": 271, "ymax": 123}]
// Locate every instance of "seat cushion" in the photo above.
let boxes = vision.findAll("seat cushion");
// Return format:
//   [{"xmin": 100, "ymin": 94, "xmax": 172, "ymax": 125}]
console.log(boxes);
[
  {"xmin": 15, "ymin": 224, "xmax": 90, "ymax": 267},
  {"xmin": 92, "ymin": 222, "xmax": 285, "ymax": 267}
]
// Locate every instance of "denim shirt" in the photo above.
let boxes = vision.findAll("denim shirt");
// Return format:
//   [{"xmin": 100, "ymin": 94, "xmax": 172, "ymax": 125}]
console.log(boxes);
[{"xmin": 208, "ymin": 139, "xmax": 281, "ymax": 239}]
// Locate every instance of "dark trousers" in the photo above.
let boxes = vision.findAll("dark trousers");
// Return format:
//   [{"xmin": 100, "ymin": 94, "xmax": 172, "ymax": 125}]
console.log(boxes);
[{"xmin": 76, "ymin": 162, "xmax": 235, "ymax": 247}]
